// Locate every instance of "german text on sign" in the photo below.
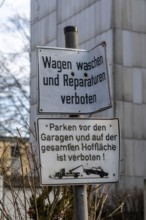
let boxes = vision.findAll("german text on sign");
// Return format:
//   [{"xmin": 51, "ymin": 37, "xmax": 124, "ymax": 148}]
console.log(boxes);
[
  {"xmin": 38, "ymin": 42, "xmax": 111, "ymax": 114},
  {"xmin": 37, "ymin": 118, "xmax": 120, "ymax": 185}
]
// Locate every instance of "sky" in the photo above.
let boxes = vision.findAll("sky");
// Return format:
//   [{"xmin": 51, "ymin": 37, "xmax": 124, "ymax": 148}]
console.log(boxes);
[
  {"xmin": 0, "ymin": 0, "xmax": 30, "ymax": 136},
  {"xmin": 0, "ymin": 0, "xmax": 30, "ymax": 20},
  {"xmin": 0, "ymin": 0, "xmax": 30, "ymax": 52},
  {"xmin": 0, "ymin": 0, "xmax": 30, "ymax": 72}
]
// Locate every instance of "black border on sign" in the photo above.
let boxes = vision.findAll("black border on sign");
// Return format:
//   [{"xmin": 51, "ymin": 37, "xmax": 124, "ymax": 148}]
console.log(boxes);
[
  {"xmin": 37, "ymin": 117, "xmax": 120, "ymax": 186},
  {"xmin": 37, "ymin": 42, "xmax": 112, "ymax": 115}
]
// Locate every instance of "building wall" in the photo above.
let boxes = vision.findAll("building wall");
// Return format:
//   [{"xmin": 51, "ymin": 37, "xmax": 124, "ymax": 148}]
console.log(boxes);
[
  {"xmin": 0, "ymin": 137, "xmax": 29, "ymax": 176},
  {"xmin": 2, "ymin": 188, "xmax": 31, "ymax": 220},
  {"xmin": 113, "ymin": 0, "xmax": 146, "ymax": 189},
  {"xmin": 30, "ymin": 0, "xmax": 146, "ymax": 189}
]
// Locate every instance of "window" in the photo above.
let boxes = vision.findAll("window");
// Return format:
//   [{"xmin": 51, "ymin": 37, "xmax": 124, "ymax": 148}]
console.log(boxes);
[{"xmin": 11, "ymin": 145, "xmax": 21, "ymax": 174}]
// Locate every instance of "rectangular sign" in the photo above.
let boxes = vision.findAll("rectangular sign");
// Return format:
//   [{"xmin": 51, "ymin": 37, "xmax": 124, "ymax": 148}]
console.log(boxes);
[
  {"xmin": 38, "ymin": 42, "xmax": 111, "ymax": 114},
  {"xmin": 37, "ymin": 118, "xmax": 120, "ymax": 185}
]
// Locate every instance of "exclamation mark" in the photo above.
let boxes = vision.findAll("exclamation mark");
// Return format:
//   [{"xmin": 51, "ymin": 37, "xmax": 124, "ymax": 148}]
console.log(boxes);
[{"xmin": 103, "ymin": 153, "xmax": 105, "ymax": 160}]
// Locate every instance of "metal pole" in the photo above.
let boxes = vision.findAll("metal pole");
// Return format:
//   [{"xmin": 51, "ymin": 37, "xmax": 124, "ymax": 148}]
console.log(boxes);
[
  {"xmin": 64, "ymin": 26, "xmax": 88, "ymax": 220},
  {"xmin": 64, "ymin": 26, "xmax": 78, "ymax": 49},
  {"xmin": 144, "ymin": 179, "xmax": 146, "ymax": 220}
]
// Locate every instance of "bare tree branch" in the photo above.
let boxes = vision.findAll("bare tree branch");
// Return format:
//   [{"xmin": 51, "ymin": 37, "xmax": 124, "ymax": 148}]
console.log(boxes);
[{"xmin": 0, "ymin": 14, "xmax": 30, "ymax": 136}]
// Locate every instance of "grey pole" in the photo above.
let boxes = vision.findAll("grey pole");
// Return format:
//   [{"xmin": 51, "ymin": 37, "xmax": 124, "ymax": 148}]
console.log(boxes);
[
  {"xmin": 144, "ymin": 179, "xmax": 146, "ymax": 220},
  {"xmin": 64, "ymin": 26, "xmax": 88, "ymax": 220},
  {"xmin": 64, "ymin": 26, "xmax": 78, "ymax": 49}
]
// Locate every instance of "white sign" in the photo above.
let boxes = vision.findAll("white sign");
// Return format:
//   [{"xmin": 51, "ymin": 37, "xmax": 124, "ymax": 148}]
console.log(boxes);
[
  {"xmin": 38, "ymin": 42, "xmax": 111, "ymax": 114},
  {"xmin": 37, "ymin": 118, "xmax": 120, "ymax": 185}
]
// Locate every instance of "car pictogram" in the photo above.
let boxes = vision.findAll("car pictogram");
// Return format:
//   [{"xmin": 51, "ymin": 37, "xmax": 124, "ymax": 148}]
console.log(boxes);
[{"xmin": 83, "ymin": 167, "xmax": 108, "ymax": 178}]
